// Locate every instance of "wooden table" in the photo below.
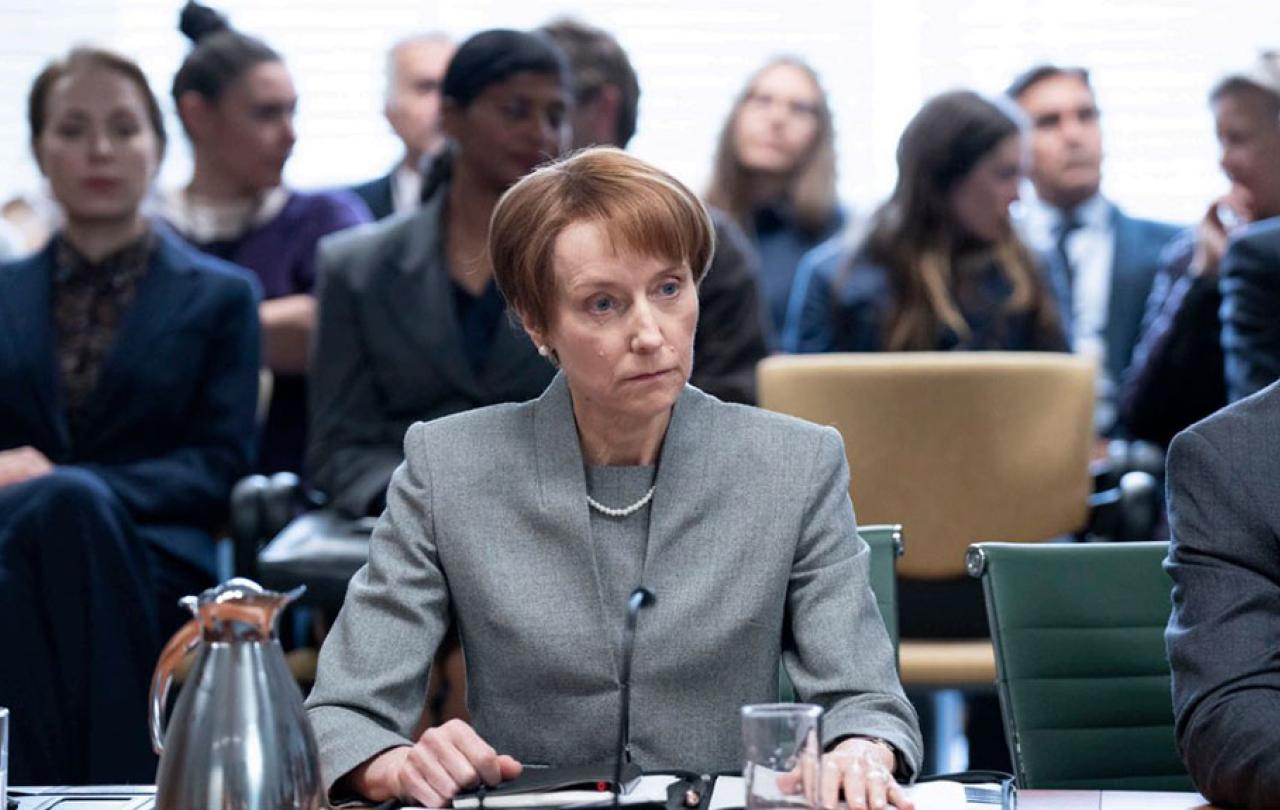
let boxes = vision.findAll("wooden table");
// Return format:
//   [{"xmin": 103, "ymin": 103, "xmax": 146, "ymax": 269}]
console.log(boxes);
[{"xmin": 1018, "ymin": 790, "xmax": 1216, "ymax": 809}]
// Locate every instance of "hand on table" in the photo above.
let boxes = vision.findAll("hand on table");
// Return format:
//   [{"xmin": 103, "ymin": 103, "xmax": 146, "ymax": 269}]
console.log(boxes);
[
  {"xmin": 777, "ymin": 737, "xmax": 913, "ymax": 810},
  {"xmin": 350, "ymin": 719, "xmax": 523, "ymax": 807},
  {"xmin": 0, "ymin": 446, "xmax": 53, "ymax": 490}
]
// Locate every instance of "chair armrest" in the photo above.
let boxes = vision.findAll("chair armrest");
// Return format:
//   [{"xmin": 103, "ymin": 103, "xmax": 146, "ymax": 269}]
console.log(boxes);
[
  {"xmin": 1086, "ymin": 470, "xmax": 1160, "ymax": 542},
  {"xmin": 228, "ymin": 472, "xmax": 310, "ymax": 580}
]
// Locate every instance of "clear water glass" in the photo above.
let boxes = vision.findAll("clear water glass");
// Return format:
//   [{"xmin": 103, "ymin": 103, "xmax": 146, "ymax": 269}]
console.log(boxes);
[
  {"xmin": 741, "ymin": 703, "xmax": 822, "ymax": 810},
  {"xmin": 1, "ymin": 706, "xmax": 9, "ymax": 808}
]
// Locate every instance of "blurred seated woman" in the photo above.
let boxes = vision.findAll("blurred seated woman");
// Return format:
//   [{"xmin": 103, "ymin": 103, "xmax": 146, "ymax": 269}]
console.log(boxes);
[
  {"xmin": 0, "ymin": 47, "xmax": 260, "ymax": 784},
  {"xmin": 784, "ymin": 90, "xmax": 1065, "ymax": 354},
  {"xmin": 160, "ymin": 1, "xmax": 371, "ymax": 475},
  {"xmin": 707, "ymin": 56, "xmax": 844, "ymax": 335},
  {"xmin": 306, "ymin": 29, "xmax": 569, "ymax": 518},
  {"xmin": 305, "ymin": 148, "xmax": 922, "ymax": 809}
]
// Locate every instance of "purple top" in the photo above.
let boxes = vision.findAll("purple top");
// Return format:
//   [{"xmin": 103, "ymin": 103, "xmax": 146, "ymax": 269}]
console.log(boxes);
[
  {"xmin": 181, "ymin": 189, "xmax": 372, "ymax": 299},
  {"xmin": 163, "ymin": 188, "xmax": 372, "ymax": 475}
]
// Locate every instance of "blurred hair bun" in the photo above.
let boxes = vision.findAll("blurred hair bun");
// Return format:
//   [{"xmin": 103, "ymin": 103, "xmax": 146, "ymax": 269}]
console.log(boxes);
[{"xmin": 178, "ymin": 1, "xmax": 230, "ymax": 44}]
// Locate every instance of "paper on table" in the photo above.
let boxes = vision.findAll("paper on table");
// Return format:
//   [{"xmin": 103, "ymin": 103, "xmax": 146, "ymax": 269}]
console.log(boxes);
[
  {"xmin": 409, "ymin": 775, "xmax": 681, "ymax": 809},
  {"xmin": 709, "ymin": 775, "xmax": 973, "ymax": 810}
]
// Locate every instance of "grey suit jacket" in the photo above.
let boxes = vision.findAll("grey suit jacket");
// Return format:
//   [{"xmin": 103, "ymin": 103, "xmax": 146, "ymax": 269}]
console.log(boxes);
[
  {"xmin": 1220, "ymin": 217, "xmax": 1280, "ymax": 403},
  {"xmin": 1165, "ymin": 380, "xmax": 1280, "ymax": 807},
  {"xmin": 306, "ymin": 375, "xmax": 922, "ymax": 793},
  {"xmin": 305, "ymin": 187, "xmax": 555, "ymax": 516}
]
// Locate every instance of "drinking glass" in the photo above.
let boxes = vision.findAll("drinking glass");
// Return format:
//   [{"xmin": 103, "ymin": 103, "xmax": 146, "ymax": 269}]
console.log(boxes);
[
  {"xmin": 1, "ymin": 706, "xmax": 9, "ymax": 808},
  {"xmin": 741, "ymin": 703, "xmax": 822, "ymax": 810}
]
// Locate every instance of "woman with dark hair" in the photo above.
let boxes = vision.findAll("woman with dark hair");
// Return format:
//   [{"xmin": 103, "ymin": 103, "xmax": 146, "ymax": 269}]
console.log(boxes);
[
  {"xmin": 306, "ymin": 28, "xmax": 571, "ymax": 519},
  {"xmin": 785, "ymin": 90, "xmax": 1065, "ymax": 354},
  {"xmin": 0, "ymin": 47, "xmax": 259, "ymax": 784},
  {"xmin": 706, "ymin": 57, "xmax": 843, "ymax": 334},
  {"xmin": 160, "ymin": 1, "xmax": 371, "ymax": 476}
]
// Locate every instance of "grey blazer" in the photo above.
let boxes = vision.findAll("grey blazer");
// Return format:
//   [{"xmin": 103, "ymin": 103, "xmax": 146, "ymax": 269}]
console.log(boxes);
[
  {"xmin": 1165, "ymin": 380, "xmax": 1280, "ymax": 807},
  {"xmin": 305, "ymin": 187, "xmax": 555, "ymax": 516},
  {"xmin": 306, "ymin": 375, "xmax": 922, "ymax": 793}
]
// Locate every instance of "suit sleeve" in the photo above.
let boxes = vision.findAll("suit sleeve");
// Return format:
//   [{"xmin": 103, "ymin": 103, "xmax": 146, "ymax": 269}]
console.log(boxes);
[
  {"xmin": 1220, "ymin": 229, "xmax": 1280, "ymax": 402},
  {"xmin": 784, "ymin": 428, "xmax": 923, "ymax": 780},
  {"xmin": 306, "ymin": 422, "xmax": 450, "ymax": 797},
  {"xmin": 306, "ymin": 238, "xmax": 405, "ymax": 516},
  {"xmin": 1165, "ymin": 427, "xmax": 1280, "ymax": 807},
  {"xmin": 689, "ymin": 214, "xmax": 771, "ymax": 404},
  {"xmin": 782, "ymin": 249, "xmax": 836, "ymax": 353},
  {"xmin": 80, "ymin": 272, "xmax": 260, "ymax": 525}
]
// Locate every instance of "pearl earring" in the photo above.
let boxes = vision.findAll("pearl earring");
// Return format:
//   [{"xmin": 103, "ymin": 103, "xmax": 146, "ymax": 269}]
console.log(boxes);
[{"xmin": 538, "ymin": 345, "xmax": 551, "ymax": 358}]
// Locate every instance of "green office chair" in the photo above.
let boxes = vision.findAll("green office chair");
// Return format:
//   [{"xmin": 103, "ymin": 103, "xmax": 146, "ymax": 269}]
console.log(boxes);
[
  {"xmin": 967, "ymin": 541, "xmax": 1193, "ymax": 790},
  {"xmin": 780, "ymin": 524, "xmax": 902, "ymax": 701}
]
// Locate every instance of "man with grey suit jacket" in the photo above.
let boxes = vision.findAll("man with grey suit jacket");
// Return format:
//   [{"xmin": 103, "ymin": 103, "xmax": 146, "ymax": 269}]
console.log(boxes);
[
  {"xmin": 1165, "ymin": 380, "xmax": 1280, "ymax": 807},
  {"xmin": 1010, "ymin": 65, "xmax": 1179, "ymax": 436}
]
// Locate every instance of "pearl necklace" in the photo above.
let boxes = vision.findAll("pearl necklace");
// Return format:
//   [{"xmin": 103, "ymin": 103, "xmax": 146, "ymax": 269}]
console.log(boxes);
[{"xmin": 587, "ymin": 485, "xmax": 657, "ymax": 518}]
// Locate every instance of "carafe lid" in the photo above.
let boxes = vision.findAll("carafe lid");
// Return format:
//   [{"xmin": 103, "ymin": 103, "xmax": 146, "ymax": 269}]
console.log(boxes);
[{"xmin": 180, "ymin": 578, "xmax": 305, "ymax": 641}]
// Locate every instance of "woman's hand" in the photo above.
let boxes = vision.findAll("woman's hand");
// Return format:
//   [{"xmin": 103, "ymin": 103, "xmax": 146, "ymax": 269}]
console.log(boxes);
[
  {"xmin": 819, "ymin": 738, "xmax": 913, "ymax": 810},
  {"xmin": 0, "ymin": 446, "xmax": 53, "ymax": 490},
  {"xmin": 349, "ymin": 719, "xmax": 523, "ymax": 807}
]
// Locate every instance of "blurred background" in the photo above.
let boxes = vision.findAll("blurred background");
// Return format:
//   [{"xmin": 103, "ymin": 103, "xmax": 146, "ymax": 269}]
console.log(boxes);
[{"xmin": 2, "ymin": 0, "xmax": 1277, "ymax": 223}]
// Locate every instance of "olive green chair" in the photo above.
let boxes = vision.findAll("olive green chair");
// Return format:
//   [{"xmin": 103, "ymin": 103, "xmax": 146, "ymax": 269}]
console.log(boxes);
[
  {"xmin": 780, "ymin": 524, "xmax": 902, "ymax": 701},
  {"xmin": 966, "ymin": 541, "xmax": 1193, "ymax": 790}
]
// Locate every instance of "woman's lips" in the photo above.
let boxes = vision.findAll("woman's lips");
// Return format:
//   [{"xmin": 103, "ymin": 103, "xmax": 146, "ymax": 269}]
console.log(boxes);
[{"xmin": 83, "ymin": 177, "xmax": 121, "ymax": 193}]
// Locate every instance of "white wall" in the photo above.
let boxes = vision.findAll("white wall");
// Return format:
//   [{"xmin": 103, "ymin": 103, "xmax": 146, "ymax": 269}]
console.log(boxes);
[{"xmin": 3, "ymin": 0, "xmax": 1278, "ymax": 224}]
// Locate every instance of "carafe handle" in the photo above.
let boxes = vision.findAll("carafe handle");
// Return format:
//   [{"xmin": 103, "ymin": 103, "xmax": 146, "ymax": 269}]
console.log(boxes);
[{"xmin": 148, "ymin": 618, "xmax": 202, "ymax": 754}]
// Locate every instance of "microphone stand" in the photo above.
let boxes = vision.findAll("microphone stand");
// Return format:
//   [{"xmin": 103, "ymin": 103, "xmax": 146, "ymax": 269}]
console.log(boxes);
[{"xmin": 614, "ymin": 587, "xmax": 655, "ymax": 809}]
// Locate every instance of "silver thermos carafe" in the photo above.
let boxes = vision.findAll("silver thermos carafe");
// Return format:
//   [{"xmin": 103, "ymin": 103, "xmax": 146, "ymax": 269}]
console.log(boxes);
[{"xmin": 148, "ymin": 578, "xmax": 326, "ymax": 809}]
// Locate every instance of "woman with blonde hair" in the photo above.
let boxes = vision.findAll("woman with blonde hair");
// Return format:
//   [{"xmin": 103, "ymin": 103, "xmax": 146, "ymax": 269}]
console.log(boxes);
[
  {"xmin": 785, "ymin": 90, "xmax": 1065, "ymax": 354},
  {"xmin": 707, "ymin": 56, "xmax": 843, "ymax": 333}
]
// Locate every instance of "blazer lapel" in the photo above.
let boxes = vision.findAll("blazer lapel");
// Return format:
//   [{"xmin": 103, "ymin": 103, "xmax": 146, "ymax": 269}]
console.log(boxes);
[
  {"xmin": 75, "ymin": 232, "xmax": 194, "ymax": 448},
  {"xmin": 0, "ymin": 244, "xmax": 69, "ymax": 453},
  {"xmin": 379, "ymin": 195, "xmax": 485, "ymax": 401},
  {"xmin": 643, "ymin": 385, "xmax": 712, "ymax": 579},
  {"xmin": 532, "ymin": 374, "xmax": 618, "ymax": 671}
]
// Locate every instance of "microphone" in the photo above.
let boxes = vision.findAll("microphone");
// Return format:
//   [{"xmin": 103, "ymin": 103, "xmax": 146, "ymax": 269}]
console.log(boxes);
[{"xmin": 614, "ymin": 586, "xmax": 655, "ymax": 808}]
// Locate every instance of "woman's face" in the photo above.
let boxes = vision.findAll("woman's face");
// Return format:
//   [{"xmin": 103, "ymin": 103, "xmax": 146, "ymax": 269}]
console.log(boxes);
[
  {"xmin": 528, "ymin": 220, "xmax": 698, "ymax": 427},
  {"xmin": 1214, "ymin": 89, "xmax": 1280, "ymax": 221},
  {"xmin": 34, "ymin": 68, "xmax": 161, "ymax": 226},
  {"xmin": 193, "ymin": 61, "xmax": 297, "ymax": 194},
  {"xmin": 731, "ymin": 62, "xmax": 822, "ymax": 176},
  {"xmin": 948, "ymin": 134, "xmax": 1024, "ymax": 243},
  {"xmin": 445, "ymin": 71, "xmax": 571, "ymax": 193}
]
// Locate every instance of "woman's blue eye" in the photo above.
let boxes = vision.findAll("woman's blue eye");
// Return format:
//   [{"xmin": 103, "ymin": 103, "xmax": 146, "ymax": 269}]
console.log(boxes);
[
  {"xmin": 660, "ymin": 281, "xmax": 680, "ymax": 296},
  {"xmin": 589, "ymin": 296, "xmax": 613, "ymax": 313}
]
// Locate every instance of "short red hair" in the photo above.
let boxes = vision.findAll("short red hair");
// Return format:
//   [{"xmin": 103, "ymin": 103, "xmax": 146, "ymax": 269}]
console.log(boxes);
[{"xmin": 489, "ymin": 147, "xmax": 714, "ymax": 333}]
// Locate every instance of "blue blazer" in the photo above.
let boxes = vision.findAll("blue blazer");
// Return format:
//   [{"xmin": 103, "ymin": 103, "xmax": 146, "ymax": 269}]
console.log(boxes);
[
  {"xmin": 349, "ymin": 172, "xmax": 395, "ymax": 221},
  {"xmin": 1043, "ymin": 206, "xmax": 1180, "ymax": 384},
  {"xmin": 0, "ymin": 227, "xmax": 262, "ymax": 574}
]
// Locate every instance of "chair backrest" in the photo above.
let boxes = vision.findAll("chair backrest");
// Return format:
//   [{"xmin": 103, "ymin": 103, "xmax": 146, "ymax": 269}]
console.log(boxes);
[
  {"xmin": 779, "ymin": 524, "xmax": 902, "ymax": 701},
  {"xmin": 968, "ymin": 541, "xmax": 1193, "ymax": 791},
  {"xmin": 758, "ymin": 353, "xmax": 1095, "ymax": 579}
]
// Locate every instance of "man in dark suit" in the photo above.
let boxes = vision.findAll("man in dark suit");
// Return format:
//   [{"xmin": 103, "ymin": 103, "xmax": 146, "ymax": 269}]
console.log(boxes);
[
  {"xmin": 1165, "ymin": 380, "xmax": 1280, "ymax": 808},
  {"xmin": 349, "ymin": 33, "xmax": 455, "ymax": 220},
  {"xmin": 1009, "ymin": 65, "xmax": 1180, "ymax": 436},
  {"xmin": 1221, "ymin": 218, "xmax": 1280, "ymax": 401},
  {"xmin": 539, "ymin": 17, "xmax": 771, "ymax": 404}
]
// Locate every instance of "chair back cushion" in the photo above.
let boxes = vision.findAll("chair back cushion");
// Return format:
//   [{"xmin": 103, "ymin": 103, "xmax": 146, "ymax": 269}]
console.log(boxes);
[
  {"xmin": 759, "ymin": 352, "xmax": 1094, "ymax": 579},
  {"xmin": 972, "ymin": 541, "xmax": 1194, "ymax": 790}
]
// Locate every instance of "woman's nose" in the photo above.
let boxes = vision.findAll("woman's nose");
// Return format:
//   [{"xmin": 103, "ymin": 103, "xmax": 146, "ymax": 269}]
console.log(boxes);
[{"xmin": 630, "ymin": 303, "xmax": 663, "ymax": 352}]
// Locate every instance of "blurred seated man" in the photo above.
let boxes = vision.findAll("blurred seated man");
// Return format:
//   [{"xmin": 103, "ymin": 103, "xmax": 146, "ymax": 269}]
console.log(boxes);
[
  {"xmin": 350, "ymin": 33, "xmax": 455, "ymax": 220},
  {"xmin": 1009, "ymin": 65, "xmax": 1179, "ymax": 437},
  {"xmin": 539, "ymin": 17, "xmax": 770, "ymax": 404},
  {"xmin": 1165, "ymin": 379, "xmax": 1280, "ymax": 808},
  {"xmin": 1120, "ymin": 52, "xmax": 1280, "ymax": 446}
]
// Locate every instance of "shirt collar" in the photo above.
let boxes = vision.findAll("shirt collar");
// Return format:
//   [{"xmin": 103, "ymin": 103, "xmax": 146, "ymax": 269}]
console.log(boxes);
[{"xmin": 53, "ymin": 229, "xmax": 154, "ymax": 286}]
